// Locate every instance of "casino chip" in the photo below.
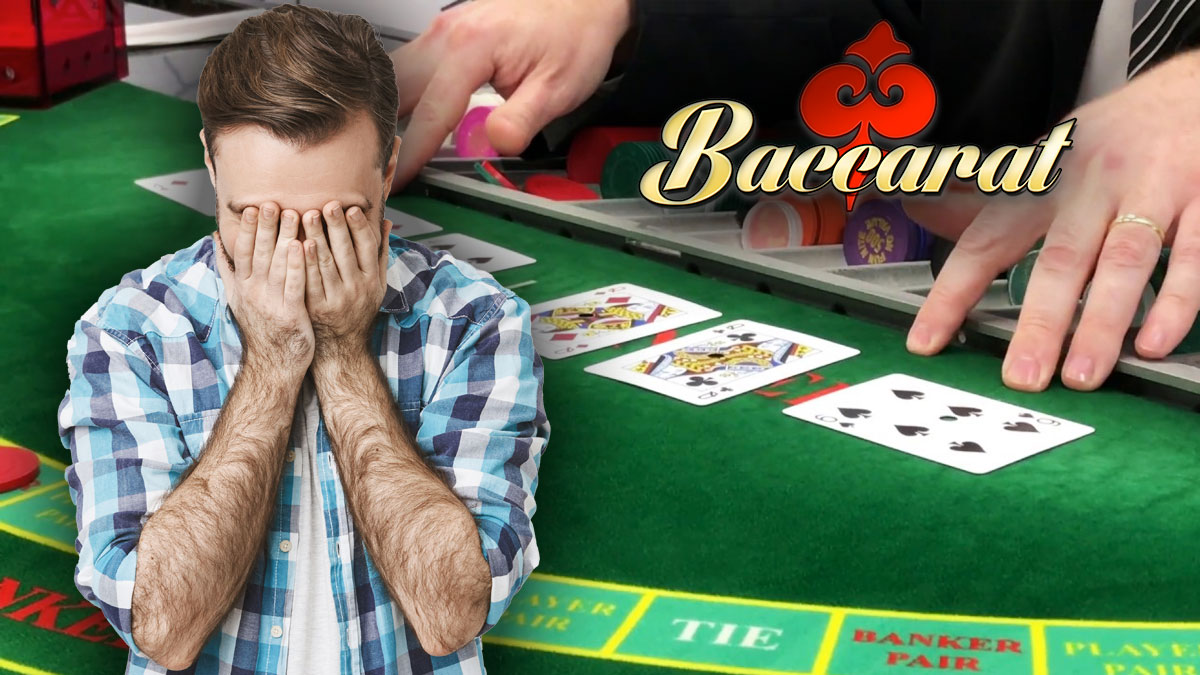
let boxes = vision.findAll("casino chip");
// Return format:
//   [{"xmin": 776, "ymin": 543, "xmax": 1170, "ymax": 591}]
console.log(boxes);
[
  {"xmin": 1006, "ymin": 249, "xmax": 1039, "ymax": 306},
  {"xmin": 843, "ymin": 199, "xmax": 925, "ymax": 265},
  {"xmin": 601, "ymin": 142, "xmax": 672, "ymax": 199},
  {"xmin": 454, "ymin": 106, "xmax": 500, "ymax": 159},
  {"xmin": 813, "ymin": 193, "xmax": 847, "ymax": 245},
  {"xmin": 567, "ymin": 127, "xmax": 659, "ymax": 184},
  {"xmin": 524, "ymin": 174, "xmax": 599, "ymax": 201},
  {"xmin": 473, "ymin": 160, "xmax": 518, "ymax": 189},
  {"xmin": 742, "ymin": 200, "xmax": 800, "ymax": 249},
  {"xmin": 0, "ymin": 444, "xmax": 39, "ymax": 493}
]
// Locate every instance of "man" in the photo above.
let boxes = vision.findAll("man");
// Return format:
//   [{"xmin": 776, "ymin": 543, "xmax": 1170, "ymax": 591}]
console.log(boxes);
[
  {"xmin": 57, "ymin": 5, "xmax": 549, "ymax": 674},
  {"xmin": 390, "ymin": 0, "xmax": 1200, "ymax": 394}
]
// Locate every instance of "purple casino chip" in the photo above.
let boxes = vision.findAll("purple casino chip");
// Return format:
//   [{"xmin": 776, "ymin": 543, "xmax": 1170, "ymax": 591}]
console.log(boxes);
[{"xmin": 843, "ymin": 199, "xmax": 919, "ymax": 265}]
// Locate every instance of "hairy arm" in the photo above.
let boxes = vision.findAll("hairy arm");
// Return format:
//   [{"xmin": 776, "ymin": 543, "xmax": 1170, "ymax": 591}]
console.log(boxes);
[
  {"xmin": 130, "ymin": 359, "xmax": 303, "ymax": 668},
  {"xmin": 311, "ymin": 343, "xmax": 490, "ymax": 657},
  {"xmin": 299, "ymin": 202, "xmax": 546, "ymax": 656}
]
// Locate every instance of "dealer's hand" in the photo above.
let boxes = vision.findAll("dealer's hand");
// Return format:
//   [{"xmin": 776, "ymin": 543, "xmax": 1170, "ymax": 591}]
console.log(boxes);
[
  {"xmin": 907, "ymin": 51, "xmax": 1200, "ymax": 392},
  {"xmin": 389, "ymin": 0, "xmax": 633, "ymax": 192},
  {"xmin": 213, "ymin": 202, "xmax": 314, "ymax": 373},
  {"xmin": 300, "ymin": 201, "xmax": 390, "ymax": 356}
]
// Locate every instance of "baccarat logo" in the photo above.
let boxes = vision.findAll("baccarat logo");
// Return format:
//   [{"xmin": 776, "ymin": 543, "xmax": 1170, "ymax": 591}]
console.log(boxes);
[{"xmin": 639, "ymin": 21, "xmax": 1075, "ymax": 210}]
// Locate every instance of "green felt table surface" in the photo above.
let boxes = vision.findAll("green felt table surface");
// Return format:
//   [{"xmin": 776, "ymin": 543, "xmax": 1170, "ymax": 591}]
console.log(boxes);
[{"xmin": 2, "ymin": 82, "xmax": 1199, "ymax": 675}]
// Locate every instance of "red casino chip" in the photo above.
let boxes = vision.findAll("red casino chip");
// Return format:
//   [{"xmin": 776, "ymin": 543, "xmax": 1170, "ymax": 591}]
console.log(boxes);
[
  {"xmin": 814, "ymin": 192, "xmax": 847, "ymax": 245},
  {"xmin": 524, "ymin": 174, "xmax": 600, "ymax": 201},
  {"xmin": 0, "ymin": 444, "xmax": 40, "ymax": 493},
  {"xmin": 567, "ymin": 127, "xmax": 660, "ymax": 184}
]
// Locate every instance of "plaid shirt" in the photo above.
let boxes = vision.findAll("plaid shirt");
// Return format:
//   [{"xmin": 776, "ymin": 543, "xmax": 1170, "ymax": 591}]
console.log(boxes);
[{"xmin": 57, "ymin": 233, "xmax": 549, "ymax": 675}]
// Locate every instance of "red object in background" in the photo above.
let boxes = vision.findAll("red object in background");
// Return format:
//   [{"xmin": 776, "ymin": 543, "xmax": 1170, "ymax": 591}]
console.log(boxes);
[
  {"xmin": 524, "ymin": 174, "xmax": 600, "ymax": 201},
  {"xmin": 566, "ymin": 127, "xmax": 660, "ymax": 184},
  {"xmin": 0, "ymin": 444, "xmax": 39, "ymax": 493},
  {"xmin": 0, "ymin": 0, "xmax": 128, "ymax": 106}
]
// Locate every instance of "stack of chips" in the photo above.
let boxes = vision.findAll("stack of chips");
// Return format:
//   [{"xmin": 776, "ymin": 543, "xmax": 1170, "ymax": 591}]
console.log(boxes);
[
  {"xmin": 600, "ymin": 141, "xmax": 673, "ymax": 199},
  {"xmin": 741, "ymin": 193, "xmax": 846, "ymax": 250},
  {"xmin": 842, "ymin": 199, "xmax": 933, "ymax": 265},
  {"xmin": 568, "ymin": 127, "xmax": 660, "ymax": 184},
  {"xmin": 1008, "ymin": 245, "xmax": 1200, "ymax": 353}
]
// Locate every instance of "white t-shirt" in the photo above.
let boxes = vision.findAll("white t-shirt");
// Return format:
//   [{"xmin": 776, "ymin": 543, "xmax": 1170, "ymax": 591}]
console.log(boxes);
[
  {"xmin": 285, "ymin": 376, "xmax": 342, "ymax": 675},
  {"xmin": 1078, "ymin": 0, "xmax": 1134, "ymax": 104}
]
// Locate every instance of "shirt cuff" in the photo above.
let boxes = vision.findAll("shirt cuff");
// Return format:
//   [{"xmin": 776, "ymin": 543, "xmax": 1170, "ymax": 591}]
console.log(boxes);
[{"xmin": 474, "ymin": 517, "xmax": 537, "ymax": 637}]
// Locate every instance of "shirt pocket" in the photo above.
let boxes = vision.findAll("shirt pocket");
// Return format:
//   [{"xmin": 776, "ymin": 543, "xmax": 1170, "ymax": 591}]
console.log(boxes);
[
  {"xmin": 177, "ymin": 408, "xmax": 222, "ymax": 461},
  {"xmin": 396, "ymin": 400, "xmax": 422, "ymax": 431}
]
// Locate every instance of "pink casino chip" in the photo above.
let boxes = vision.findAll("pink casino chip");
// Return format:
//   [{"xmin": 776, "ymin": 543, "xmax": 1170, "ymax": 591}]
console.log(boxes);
[{"xmin": 454, "ymin": 106, "xmax": 500, "ymax": 158}]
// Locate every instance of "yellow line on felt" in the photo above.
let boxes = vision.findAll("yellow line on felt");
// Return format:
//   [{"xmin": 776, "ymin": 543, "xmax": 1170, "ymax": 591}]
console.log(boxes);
[
  {"xmin": 599, "ymin": 590, "xmax": 657, "ymax": 655},
  {"xmin": 481, "ymin": 636, "xmax": 604, "ymax": 659},
  {"xmin": 1030, "ymin": 621, "xmax": 1049, "ymax": 675},
  {"xmin": 811, "ymin": 610, "xmax": 845, "ymax": 675},
  {"xmin": 35, "ymin": 453, "xmax": 67, "ymax": 471},
  {"xmin": 483, "ymin": 636, "xmax": 807, "ymax": 675},
  {"xmin": 0, "ymin": 657, "xmax": 62, "ymax": 675},
  {"xmin": 605, "ymin": 653, "xmax": 807, "ymax": 675},
  {"xmin": 528, "ymin": 572, "xmax": 1200, "ymax": 629},
  {"xmin": 0, "ymin": 481, "xmax": 67, "ymax": 510},
  {"xmin": 0, "ymin": 521, "xmax": 75, "ymax": 554}
]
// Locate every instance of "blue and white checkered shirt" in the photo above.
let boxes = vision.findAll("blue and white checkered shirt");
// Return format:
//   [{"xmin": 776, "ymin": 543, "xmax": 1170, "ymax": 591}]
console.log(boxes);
[{"xmin": 57, "ymin": 233, "xmax": 549, "ymax": 675}]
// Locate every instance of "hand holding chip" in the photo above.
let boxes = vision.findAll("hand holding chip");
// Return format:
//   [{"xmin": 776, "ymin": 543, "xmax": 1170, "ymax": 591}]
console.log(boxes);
[
  {"xmin": 299, "ymin": 200, "xmax": 390, "ymax": 358},
  {"xmin": 389, "ymin": 0, "xmax": 633, "ymax": 191}
]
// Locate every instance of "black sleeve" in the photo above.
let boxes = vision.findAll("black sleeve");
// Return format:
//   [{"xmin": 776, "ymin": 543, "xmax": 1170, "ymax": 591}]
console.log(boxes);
[{"xmin": 537, "ymin": 0, "xmax": 1101, "ymax": 152}]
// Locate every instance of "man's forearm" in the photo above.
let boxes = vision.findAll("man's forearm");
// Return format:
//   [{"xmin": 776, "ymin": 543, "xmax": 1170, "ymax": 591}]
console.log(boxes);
[
  {"xmin": 311, "ymin": 343, "xmax": 490, "ymax": 657},
  {"xmin": 131, "ymin": 359, "xmax": 302, "ymax": 669}
]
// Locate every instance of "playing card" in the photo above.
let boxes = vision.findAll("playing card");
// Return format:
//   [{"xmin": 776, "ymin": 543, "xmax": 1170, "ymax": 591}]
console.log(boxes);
[
  {"xmin": 136, "ymin": 168, "xmax": 215, "ymax": 216},
  {"xmin": 135, "ymin": 169, "xmax": 442, "ymax": 239},
  {"xmin": 419, "ymin": 233, "xmax": 535, "ymax": 273},
  {"xmin": 388, "ymin": 209, "xmax": 442, "ymax": 238},
  {"xmin": 530, "ymin": 284, "xmax": 722, "ymax": 359},
  {"xmin": 585, "ymin": 320, "xmax": 859, "ymax": 405},
  {"xmin": 782, "ymin": 373, "xmax": 1094, "ymax": 474}
]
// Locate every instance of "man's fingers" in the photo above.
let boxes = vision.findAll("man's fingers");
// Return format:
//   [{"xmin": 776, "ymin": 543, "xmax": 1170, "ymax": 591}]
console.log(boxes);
[
  {"xmin": 269, "ymin": 210, "xmax": 300, "ymax": 289},
  {"xmin": 252, "ymin": 202, "xmax": 279, "ymax": 279},
  {"xmin": 1064, "ymin": 226, "xmax": 1164, "ymax": 388},
  {"xmin": 303, "ymin": 240, "xmax": 324, "ymax": 304},
  {"xmin": 283, "ymin": 240, "xmax": 305, "ymax": 305},
  {"xmin": 485, "ymin": 75, "xmax": 559, "ymax": 156},
  {"xmin": 394, "ymin": 56, "xmax": 492, "ymax": 189},
  {"xmin": 323, "ymin": 202, "xmax": 358, "ymax": 278},
  {"xmin": 303, "ymin": 209, "xmax": 340, "ymax": 285},
  {"xmin": 344, "ymin": 205, "xmax": 377, "ymax": 273},
  {"xmin": 907, "ymin": 201, "xmax": 1044, "ymax": 356},
  {"xmin": 1137, "ymin": 199, "xmax": 1200, "ymax": 358},
  {"xmin": 235, "ymin": 206, "xmax": 257, "ymax": 279},
  {"xmin": 1002, "ymin": 190, "xmax": 1112, "ymax": 391}
]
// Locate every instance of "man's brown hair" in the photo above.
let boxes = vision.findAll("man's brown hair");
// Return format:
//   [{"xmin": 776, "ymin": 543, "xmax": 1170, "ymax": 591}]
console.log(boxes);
[{"xmin": 197, "ymin": 4, "xmax": 398, "ymax": 174}]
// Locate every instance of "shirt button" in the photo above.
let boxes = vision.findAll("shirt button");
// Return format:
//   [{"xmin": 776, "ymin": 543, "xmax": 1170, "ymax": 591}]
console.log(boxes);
[
  {"xmin": 286, "ymin": 450, "xmax": 295, "ymax": 462},
  {"xmin": 279, "ymin": 540, "xmax": 292, "ymax": 553},
  {"xmin": 270, "ymin": 625, "xmax": 283, "ymax": 639}
]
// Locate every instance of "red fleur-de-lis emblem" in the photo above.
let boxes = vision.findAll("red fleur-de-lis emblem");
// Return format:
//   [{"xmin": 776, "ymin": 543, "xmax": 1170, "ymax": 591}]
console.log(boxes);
[{"xmin": 798, "ymin": 21, "xmax": 936, "ymax": 210}]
